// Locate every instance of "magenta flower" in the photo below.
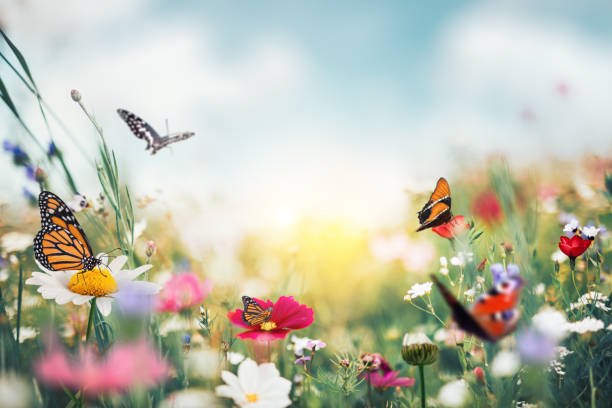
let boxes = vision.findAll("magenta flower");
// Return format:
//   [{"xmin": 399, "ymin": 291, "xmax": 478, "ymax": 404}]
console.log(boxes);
[
  {"xmin": 156, "ymin": 272, "xmax": 213, "ymax": 313},
  {"xmin": 35, "ymin": 339, "xmax": 168, "ymax": 395},
  {"xmin": 228, "ymin": 296, "xmax": 314, "ymax": 341},
  {"xmin": 360, "ymin": 353, "xmax": 414, "ymax": 391}
]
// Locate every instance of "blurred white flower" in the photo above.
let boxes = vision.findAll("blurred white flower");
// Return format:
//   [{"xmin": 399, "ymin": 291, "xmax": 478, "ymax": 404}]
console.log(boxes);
[
  {"xmin": 437, "ymin": 379, "xmax": 469, "ymax": 407},
  {"xmin": 161, "ymin": 389, "xmax": 222, "ymax": 408},
  {"xmin": 450, "ymin": 252, "xmax": 473, "ymax": 266},
  {"xmin": 12, "ymin": 326, "xmax": 36, "ymax": 343},
  {"xmin": 566, "ymin": 317, "xmax": 604, "ymax": 334},
  {"xmin": 491, "ymin": 350, "xmax": 520, "ymax": 377},
  {"xmin": 0, "ymin": 232, "xmax": 32, "ymax": 253},
  {"xmin": 0, "ymin": 374, "xmax": 31, "ymax": 408},
  {"xmin": 548, "ymin": 346, "xmax": 573, "ymax": 377},
  {"xmin": 188, "ymin": 349, "xmax": 221, "ymax": 378},
  {"xmin": 0, "ymin": 270, "xmax": 9, "ymax": 282},
  {"xmin": 464, "ymin": 288, "xmax": 476, "ymax": 300},
  {"xmin": 440, "ymin": 256, "xmax": 449, "ymax": 275},
  {"xmin": 228, "ymin": 352, "xmax": 245, "ymax": 365},
  {"xmin": 532, "ymin": 307, "xmax": 568, "ymax": 341},
  {"xmin": 568, "ymin": 292, "xmax": 610, "ymax": 312},
  {"xmin": 288, "ymin": 335, "xmax": 314, "ymax": 356},
  {"xmin": 400, "ymin": 240, "xmax": 435, "ymax": 272},
  {"xmin": 582, "ymin": 226, "xmax": 600, "ymax": 239},
  {"xmin": 134, "ymin": 219, "xmax": 147, "ymax": 239},
  {"xmin": 607, "ymin": 323, "xmax": 612, "ymax": 331},
  {"xmin": 534, "ymin": 283, "xmax": 546, "ymax": 296},
  {"xmin": 551, "ymin": 250, "xmax": 568, "ymax": 263},
  {"xmin": 563, "ymin": 219, "xmax": 580, "ymax": 233},
  {"xmin": 216, "ymin": 359, "xmax": 291, "ymax": 408},
  {"xmin": 404, "ymin": 282, "xmax": 433, "ymax": 301},
  {"xmin": 434, "ymin": 328, "xmax": 449, "ymax": 342},
  {"xmin": 66, "ymin": 194, "xmax": 90, "ymax": 212}
]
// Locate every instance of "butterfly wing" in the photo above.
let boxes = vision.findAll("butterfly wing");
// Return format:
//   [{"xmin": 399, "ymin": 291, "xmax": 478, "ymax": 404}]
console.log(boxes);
[
  {"xmin": 151, "ymin": 132, "xmax": 195, "ymax": 155},
  {"xmin": 431, "ymin": 275, "xmax": 495, "ymax": 341},
  {"xmin": 241, "ymin": 296, "xmax": 272, "ymax": 326},
  {"xmin": 117, "ymin": 109, "xmax": 160, "ymax": 150},
  {"xmin": 417, "ymin": 178, "xmax": 452, "ymax": 231},
  {"xmin": 33, "ymin": 191, "xmax": 95, "ymax": 271}
]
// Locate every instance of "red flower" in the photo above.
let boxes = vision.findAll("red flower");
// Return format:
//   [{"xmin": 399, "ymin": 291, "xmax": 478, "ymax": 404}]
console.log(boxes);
[
  {"xmin": 558, "ymin": 235, "xmax": 592, "ymax": 260},
  {"xmin": 474, "ymin": 366, "xmax": 485, "ymax": 383},
  {"xmin": 472, "ymin": 191, "xmax": 503, "ymax": 225},
  {"xmin": 228, "ymin": 296, "xmax": 314, "ymax": 341},
  {"xmin": 431, "ymin": 215, "xmax": 470, "ymax": 239}
]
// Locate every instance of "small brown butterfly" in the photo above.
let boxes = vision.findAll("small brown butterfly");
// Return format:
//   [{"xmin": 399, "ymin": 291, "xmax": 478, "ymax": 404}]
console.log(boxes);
[{"xmin": 417, "ymin": 177, "xmax": 452, "ymax": 231}]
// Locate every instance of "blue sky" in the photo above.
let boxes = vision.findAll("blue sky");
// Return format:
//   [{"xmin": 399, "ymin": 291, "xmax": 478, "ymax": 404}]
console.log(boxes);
[{"xmin": 1, "ymin": 1, "xmax": 612, "ymax": 247}]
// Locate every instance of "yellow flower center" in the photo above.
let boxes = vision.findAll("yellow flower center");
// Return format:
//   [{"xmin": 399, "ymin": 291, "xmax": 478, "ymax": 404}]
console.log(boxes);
[
  {"xmin": 245, "ymin": 393, "xmax": 258, "ymax": 402},
  {"xmin": 68, "ymin": 269, "xmax": 117, "ymax": 297},
  {"xmin": 260, "ymin": 321, "xmax": 277, "ymax": 331}
]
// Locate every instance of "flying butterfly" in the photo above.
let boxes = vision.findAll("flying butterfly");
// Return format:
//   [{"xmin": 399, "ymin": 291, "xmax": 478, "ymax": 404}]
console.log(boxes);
[
  {"xmin": 431, "ymin": 272, "xmax": 525, "ymax": 342},
  {"xmin": 417, "ymin": 177, "xmax": 452, "ymax": 232},
  {"xmin": 33, "ymin": 191, "xmax": 102, "ymax": 272},
  {"xmin": 241, "ymin": 296, "xmax": 274, "ymax": 327},
  {"xmin": 117, "ymin": 108, "xmax": 195, "ymax": 155}
]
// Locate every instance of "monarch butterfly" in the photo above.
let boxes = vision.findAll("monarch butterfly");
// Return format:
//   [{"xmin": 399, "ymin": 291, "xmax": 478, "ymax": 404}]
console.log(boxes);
[
  {"xmin": 417, "ymin": 177, "xmax": 452, "ymax": 232},
  {"xmin": 241, "ymin": 296, "xmax": 273, "ymax": 327},
  {"xmin": 431, "ymin": 274, "xmax": 525, "ymax": 342},
  {"xmin": 117, "ymin": 109, "xmax": 195, "ymax": 155},
  {"xmin": 33, "ymin": 191, "xmax": 102, "ymax": 272}
]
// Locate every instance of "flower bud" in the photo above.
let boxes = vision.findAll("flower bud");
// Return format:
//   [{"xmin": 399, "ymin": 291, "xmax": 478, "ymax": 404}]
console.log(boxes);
[
  {"xmin": 70, "ymin": 89, "xmax": 81, "ymax": 102},
  {"xmin": 402, "ymin": 333, "xmax": 438, "ymax": 366},
  {"xmin": 339, "ymin": 359, "xmax": 350, "ymax": 368},
  {"xmin": 473, "ymin": 366, "xmax": 485, "ymax": 383},
  {"xmin": 145, "ymin": 240, "xmax": 156, "ymax": 258}
]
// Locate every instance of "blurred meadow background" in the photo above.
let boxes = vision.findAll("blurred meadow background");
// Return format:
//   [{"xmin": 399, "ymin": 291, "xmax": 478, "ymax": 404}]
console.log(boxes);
[{"xmin": 0, "ymin": 1, "xmax": 611, "ymax": 407}]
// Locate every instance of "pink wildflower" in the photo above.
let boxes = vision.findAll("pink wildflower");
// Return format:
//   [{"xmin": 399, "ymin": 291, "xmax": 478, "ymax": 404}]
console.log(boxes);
[
  {"xmin": 228, "ymin": 296, "xmax": 314, "ymax": 341},
  {"xmin": 359, "ymin": 353, "xmax": 414, "ymax": 391},
  {"xmin": 156, "ymin": 272, "xmax": 213, "ymax": 313},
  {"xmin": 35, "ymin": 339, "xmax": 168, "ymax": 395}
]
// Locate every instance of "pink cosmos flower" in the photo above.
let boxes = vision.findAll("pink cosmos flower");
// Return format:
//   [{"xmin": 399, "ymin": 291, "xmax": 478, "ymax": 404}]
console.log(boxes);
[
  {"xmin": 228, "ymin": 296, "xmax": 314, "ymax": 341},
  {"xmin": 359, "ymin": 353, "xmax": 414, "ymax": 391},
  {"xmin": 156, "ymin": 272, "xmax": 213, "ymax": 313},
  {"xmin": 35, "ymin": 339, "xmax": 168, "ymax": 395}
]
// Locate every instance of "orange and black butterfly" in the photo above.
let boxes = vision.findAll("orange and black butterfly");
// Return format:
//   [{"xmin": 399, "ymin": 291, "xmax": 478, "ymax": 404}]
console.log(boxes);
[
  {"xmin": 431, "ymin": 274, "xmax": 525, "ymax": 342},
  {"xmin": 416, "ymin": 177, "xmax": 452, "ymax": 231},
  {"xmin": 33, "ymin": 191, "xmax": 102, "ymax": 272},
  {"xmin": 241, "ymin": 296, "xmax": 273, "ymax": 326}
]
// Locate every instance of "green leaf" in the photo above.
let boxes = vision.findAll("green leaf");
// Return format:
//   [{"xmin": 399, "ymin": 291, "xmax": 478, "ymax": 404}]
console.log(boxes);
[{"xmin": 0, "ymin": 27, "xmax": 37, "ymax": 89}]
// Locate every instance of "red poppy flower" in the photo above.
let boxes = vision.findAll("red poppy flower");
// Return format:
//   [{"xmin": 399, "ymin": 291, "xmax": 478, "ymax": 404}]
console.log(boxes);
[
  {"xmin": 432, "ymin": 215, "xmax": 470, "ymax": 239},
  {"xmin": 228, "ymin": 296, "xmax": 314, "ymax": 341},
  {"xmin": 558, "ymin": 235, "xmax": 591, "ymax": 260},
  {"xmin": 472, "ymin": 191, "xmax": 503, "ymax": 225}
]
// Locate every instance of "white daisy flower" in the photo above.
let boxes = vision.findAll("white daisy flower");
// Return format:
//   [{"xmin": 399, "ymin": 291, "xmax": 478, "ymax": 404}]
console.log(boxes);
[
  {"xmin": 491, "ymin": 350, "xmax": 520, "ymax": 377},
  {"xmin": 0, "ymin": 232, "xmax": 33, "ymax": 253},
  {"xmin": 25, "ymin": 255, "xmax": 160, "ymax": 316},
  {"xmin": 404, "ymin": 282, "xmax": 433, "ymax": 301},
  {"xmin": 582, "ymin": 226, "xmax": 601, "ymax": 239},
  {"xmin": 551, "ymin": 250, "xmax": 568, "ymax": 263},
  {"xmin": 532, "ymin": 307, "xmax": 568, "ymax": 341},
  {"xmin": 440, "ymin": 256, "xmax": 449, "ymax": 275},
  {"xmin": 450, "ymin": 252, "xmax": 473, "ymax": 267},
  {"xmin": 437, "ymin": 379, "xmax": 469, "ymax": 407},
  {"xmin": 216, "ymin": 358, "xmax": 291, "ymax": 408},
  {"xmin": 566, "ymin": 317, "xmax": 604, "ymax": 334},
  {"xmin": 563, "ymin": 219, "xmax": 580, "ymax": 233}
]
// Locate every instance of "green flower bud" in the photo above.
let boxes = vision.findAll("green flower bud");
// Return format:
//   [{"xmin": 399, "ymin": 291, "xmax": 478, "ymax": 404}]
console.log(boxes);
[{"xmin": 402, "ymin": 333, "xmax": 438, "ymax": 366}]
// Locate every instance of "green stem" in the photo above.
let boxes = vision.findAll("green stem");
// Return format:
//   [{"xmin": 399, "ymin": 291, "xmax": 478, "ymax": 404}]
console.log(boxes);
[
  {"xmin": 570, "ymin": 264, "xmax": 581, "ymax": 298},
  {"xmin": 85, "ymin": 298, "xmax": 97, "ymax": 344},
  {"xmin": 419, "ymin": 365, "xmax": 426, "ymax": 408},
  {"xmin": 589, "ymin": 365, "xmax": 596, "ymax": 408},
  {"xmin": 367, "ymin": 376, "xmax": 373, "ymax": 407}
]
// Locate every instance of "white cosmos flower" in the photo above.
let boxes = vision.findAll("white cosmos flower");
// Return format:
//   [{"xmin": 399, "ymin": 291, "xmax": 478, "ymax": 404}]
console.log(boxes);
[
  {"xmin": 25, "ymin": 255, "xmax": 160, "ymax": 316},
  {"xmin": 216, "ymin": 358, "xmax": 291, "ymax": 408},
  {"xmin": 404, "ymin": 282, "xmax": 433, "ymax": 301},
  {"xmin": 566, "ymin": 317, "xmax": 604, "ymax": 334},
  {"xmin": 0, "ymin": 232, "xmax": 33, "ymax": 253}
]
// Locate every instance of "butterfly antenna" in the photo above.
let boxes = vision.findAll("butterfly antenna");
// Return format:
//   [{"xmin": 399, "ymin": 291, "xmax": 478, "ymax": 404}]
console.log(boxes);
[{"xmin": 165, "ymin": 118, "xmax": 170, "ymax": 136}]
